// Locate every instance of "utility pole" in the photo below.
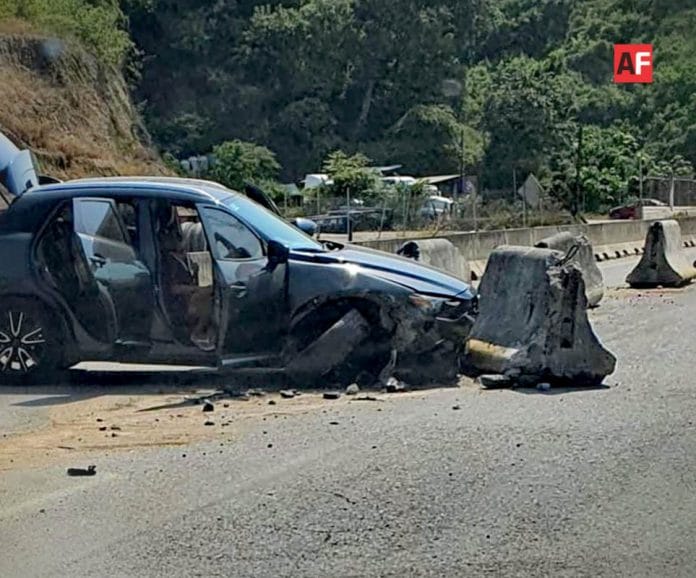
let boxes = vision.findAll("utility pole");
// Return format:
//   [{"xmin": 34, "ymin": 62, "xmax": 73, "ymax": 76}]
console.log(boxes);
[
  {"xmin": 346, "ymin": 187, "xmax": 353, "ymax": 242},
  {"xmin": 575, "ymin": 124, "xmax": 584, "ymax": 217}
]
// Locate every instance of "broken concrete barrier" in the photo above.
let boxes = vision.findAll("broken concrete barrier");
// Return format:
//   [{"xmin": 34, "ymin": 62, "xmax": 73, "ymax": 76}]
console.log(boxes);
[
  {"xmin": 535, "ymin": 232, "xmax": 604, "ymax": 308},
  {"xmin": 464, "ymin": 246, "xmax": 616, "ymax": 385},
  {"xmin": 397, "ymin": 239, "xmax": 470, "ymax": 282},
  {"xmin": 626, "ymin": 220, "xmax": 696, "ymax": 288}
]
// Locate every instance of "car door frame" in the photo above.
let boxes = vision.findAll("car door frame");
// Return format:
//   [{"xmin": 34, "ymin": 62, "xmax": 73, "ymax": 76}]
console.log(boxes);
[{"xmin": 72, "ymin": 195, "xmax": 156, "ymax": 350}]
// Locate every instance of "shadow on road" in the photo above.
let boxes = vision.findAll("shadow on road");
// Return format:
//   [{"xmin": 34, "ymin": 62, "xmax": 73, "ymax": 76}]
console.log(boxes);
[
  {"xmin": 0, "ymin": 368, "xmax": 285, "ymax": 408},
  {"xmin": 510, "ymin": 383, "xmax": 611, "ymax": 396}
]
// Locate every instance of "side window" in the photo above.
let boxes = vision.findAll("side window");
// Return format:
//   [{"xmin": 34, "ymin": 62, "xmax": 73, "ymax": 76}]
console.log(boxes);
[
  {"xmin": 74, "ymin": 199, "xmax": 129, "ymax": 245},
  {"xmin": 202, "ymin": 208, "xmax": 263, "ymax": 260}
]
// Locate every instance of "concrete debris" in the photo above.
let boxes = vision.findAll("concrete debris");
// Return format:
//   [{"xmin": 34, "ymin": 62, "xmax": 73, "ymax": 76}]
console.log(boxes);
[
  {"xmin": 202, "ymin": 402, "xmax": 214, "ymax": 413},
  {"xmin": 323, "ymin": 391, "xmax": 341, "ymax": 400},
  {"xmin": 247, "ymin": 389, "xmax": 266, "ymax": 397},
  {"xmin": 464, "ymin": 246, "xmax": 616, "ymax": 385},
  {"xmin": 397, "ymin": 238, "xmax": 471, "ymax": 282},
  {"xmin": 385, "ymin": 377, "xmax": 408, "ymax": 393},
  {"xmin": 67, "ymin": 465, "xmax": 96, "ymax": 477},
  {"xmin": 204, "ymin": 420, "xmax": 215, "ymax": 426},
  {"xmin": 346, "ymin": 384, "xmax": 360, "ymax": 395},
  {"xmin": 268, "ymin": 400, "xmax": 277, "ymax": 406},
  {"xmin": 535, "ymin": 232, "xmax": 604, "ymax": 307},
  {"xmin": 477, "ymin": 374, "xmax": 513, "ymax": 389},
  {"xmin": 626, "ymin": 220, "xmax": 696, "ymax": 288},
  {"xmin": 288, "ymin": 309, "xmax": 370, "ymax": 381},
  {"xmin": 280, "ymin": 390, "xmax": 296, "ymax": 399}
]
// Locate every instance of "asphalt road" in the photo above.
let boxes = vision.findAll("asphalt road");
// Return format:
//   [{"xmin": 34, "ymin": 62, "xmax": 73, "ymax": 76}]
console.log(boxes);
[{"xmin": 2, "ymin": 255, "xmax": 696, "ymax": 577}]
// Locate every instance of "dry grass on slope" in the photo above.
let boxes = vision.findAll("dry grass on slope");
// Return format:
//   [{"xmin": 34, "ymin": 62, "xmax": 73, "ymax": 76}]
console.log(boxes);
[{"xmin": 0, "ymin": 33, "xmax": 169, "ymax": 179}]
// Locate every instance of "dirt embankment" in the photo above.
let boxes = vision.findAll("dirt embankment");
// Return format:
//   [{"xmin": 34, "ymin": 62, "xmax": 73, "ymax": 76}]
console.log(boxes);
[{"xmin": 0, "ymin": 33, "xmax": 168, "ymax": 179}]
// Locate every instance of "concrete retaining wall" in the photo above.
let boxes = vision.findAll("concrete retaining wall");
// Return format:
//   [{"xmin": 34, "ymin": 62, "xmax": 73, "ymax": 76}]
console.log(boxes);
[
  {"xmin": 357, "ymin": 216, "xmax": 696, "ymax": 278},
  {"xmin": 641, "ymin": 207, "xmax": 696, "ymax": 220}
]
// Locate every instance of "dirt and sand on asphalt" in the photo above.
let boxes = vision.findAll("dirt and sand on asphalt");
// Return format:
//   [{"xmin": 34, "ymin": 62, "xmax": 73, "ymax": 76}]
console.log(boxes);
[{"xmin": 0, "ymin": 380, "xmax": 460, "ymax": 473}]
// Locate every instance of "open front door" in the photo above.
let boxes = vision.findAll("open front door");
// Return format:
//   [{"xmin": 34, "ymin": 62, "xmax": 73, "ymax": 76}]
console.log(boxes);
[
  {"xmin": 73, "ymin": 198, "xmax": 155, "ymax": 346},
  {"xmin": 199, "ymin": 206, "xmax": 288, "ymax": 360}
]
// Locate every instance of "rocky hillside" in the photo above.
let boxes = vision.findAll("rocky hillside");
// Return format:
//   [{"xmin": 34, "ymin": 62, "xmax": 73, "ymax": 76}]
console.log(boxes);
[{"xmin": 0, "ymin": 33, "xmax": 166, "ymax": 180}]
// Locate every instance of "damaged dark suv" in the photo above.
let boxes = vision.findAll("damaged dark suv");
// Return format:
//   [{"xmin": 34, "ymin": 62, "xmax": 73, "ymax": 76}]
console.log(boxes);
[{"xmin": 0, "ymin": 137, "xmax": 476, "ymax": 384}]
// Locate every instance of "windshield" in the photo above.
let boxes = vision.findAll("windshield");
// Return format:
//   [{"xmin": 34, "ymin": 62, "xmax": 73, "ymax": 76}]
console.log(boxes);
[{"xmin": 223, "ymin": 195, "xmax": 323, "ymax": 251}]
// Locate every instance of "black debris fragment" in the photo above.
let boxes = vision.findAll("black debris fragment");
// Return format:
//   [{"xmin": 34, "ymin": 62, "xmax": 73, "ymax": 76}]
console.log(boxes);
[
  {"xmin": 280, "ymin": 390, "xmax": 296, "ymax": 399},
  {"xmin": 323, "ymin": 392, "xmax": 341, "ymax": 400},
  {"xmin": 202, "ymin": 402, "xmax": 215, "ymax": 413},
  {"xmin": 67, "ymin": 465, "xmax": 96, "ymax": 477}
]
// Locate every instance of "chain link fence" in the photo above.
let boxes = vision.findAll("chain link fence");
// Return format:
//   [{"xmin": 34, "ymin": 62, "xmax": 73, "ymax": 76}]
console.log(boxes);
[{"xmin": 644, "ymin": 176, "xmax": 696, "ymax": 206}]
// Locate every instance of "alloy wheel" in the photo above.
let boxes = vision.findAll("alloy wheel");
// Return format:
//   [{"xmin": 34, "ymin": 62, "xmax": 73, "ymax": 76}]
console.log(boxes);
[{"xmin": 0, "ymin": 311, "xmax": 46, "ymax": 373}]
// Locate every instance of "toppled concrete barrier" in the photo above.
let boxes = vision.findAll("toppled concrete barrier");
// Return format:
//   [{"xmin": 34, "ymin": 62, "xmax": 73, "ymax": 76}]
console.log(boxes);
[
  {"xmin": 397, "ymin": 239, "xmax": 470, "ymax": 282},
  {"xmin": 464, "ymin": 246, "xmax": 616, "ymax": 385},
  {"xmin": 535, "ymin": 232, "xmax": 604, "ymax": 307},
  {"xmin": 626, "ymin": 220, "xmax": 696, "ymax": 288}
]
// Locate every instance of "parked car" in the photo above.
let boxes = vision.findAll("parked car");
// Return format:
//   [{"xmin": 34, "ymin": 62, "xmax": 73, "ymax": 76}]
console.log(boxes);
[
  {"xmin": 419, "ymin": 195, "xmax": 455, "ymax": 221},
  {"xmin": 0, "ymin": 138, "xmax": 475, "ymax": 384},
  {"xmin": 310, "ymin": 207, "xmax": 394, "ymax": 233},
  {"xmin": 609, "ymin": 198, "xmax": 667, "ymax": 220}
]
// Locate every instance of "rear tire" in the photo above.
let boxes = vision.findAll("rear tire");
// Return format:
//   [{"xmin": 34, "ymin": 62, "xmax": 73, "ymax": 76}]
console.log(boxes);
[{"xmin": 0, "ymin": 298, "xmax": 64, "ymax": 384}]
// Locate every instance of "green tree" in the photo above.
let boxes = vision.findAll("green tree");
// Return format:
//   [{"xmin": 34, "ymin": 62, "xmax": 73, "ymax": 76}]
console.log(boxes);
[
  {"xmin": 322, "ymin": 150, "xmax": 379, "ymax": 201},
  {"xmin": 211, "ymin": 140, "xmax": 280, "ymax": 191}
]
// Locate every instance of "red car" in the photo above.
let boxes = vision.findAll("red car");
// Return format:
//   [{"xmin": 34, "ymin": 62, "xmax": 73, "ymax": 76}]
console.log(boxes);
[{"xmin": 609, "ymin": 198, "xmax": 667, "ymax": 220}]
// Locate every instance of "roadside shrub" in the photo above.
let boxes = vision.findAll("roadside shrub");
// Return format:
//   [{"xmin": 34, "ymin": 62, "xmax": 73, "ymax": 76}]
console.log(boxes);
[{"xmin": 0, "ymin": 0, "xmax": 132, "ymax": 67}]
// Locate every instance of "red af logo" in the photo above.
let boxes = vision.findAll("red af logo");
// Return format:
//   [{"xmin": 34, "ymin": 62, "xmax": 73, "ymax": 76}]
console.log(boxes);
[{"xmin": 614, "ymin": 44, "xmax": 653, "ymax": 83}]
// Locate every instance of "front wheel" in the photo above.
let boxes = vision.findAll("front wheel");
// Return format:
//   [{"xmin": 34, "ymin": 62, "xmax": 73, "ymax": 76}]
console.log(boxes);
[{"xmin": 0, "ymin": 299, "xmax": 63, "ymax": 384}]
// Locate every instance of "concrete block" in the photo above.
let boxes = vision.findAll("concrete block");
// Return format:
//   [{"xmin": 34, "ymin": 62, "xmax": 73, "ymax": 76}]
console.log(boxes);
[
  {"xmin": 535, "ymin": 232, "xmax": 604, "ymax": 308},
  {"xmin": 464, "ymin": 246, "xmax": 616, "ymax": 385},
  {"xmin": 626, "ymin": 220, "xmax": 696, "ymax": 288},
  {"xmin": 397, "ymin": 239, "xmax": 470, "ymax": 282}
]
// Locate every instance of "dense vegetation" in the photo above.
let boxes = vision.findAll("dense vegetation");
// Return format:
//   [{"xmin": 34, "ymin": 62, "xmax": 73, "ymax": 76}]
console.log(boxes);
[{"xmin": 2, "ymin": 0, "xmax": 695, "ymax": 213}]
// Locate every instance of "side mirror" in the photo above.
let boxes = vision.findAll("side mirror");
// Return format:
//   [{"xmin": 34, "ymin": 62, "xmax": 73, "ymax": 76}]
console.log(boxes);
[
  {"xmin": 291, "ymin": 217, "xmax": 318, "ymax": 237},
  {"xmin": 267, "ymin": 240, "xmax": 289, "ymax": 266}
]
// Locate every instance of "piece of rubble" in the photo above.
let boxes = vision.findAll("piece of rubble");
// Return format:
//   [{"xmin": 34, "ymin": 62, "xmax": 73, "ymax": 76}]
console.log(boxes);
[
  {"xmin": 385, "ymin": 377, "xmax": 407, "ymax": 393},
  {"xmin": 323, "ymin": 391, "xmax": 341, "ymax": 400},
  {"xmin": 280, "ymin": 390, "xmax": 296, "ymax": 399},
  {"xmin": 247, "ymin": 389, "xmax": 266, "ymax": 397},
  {"xmin": 268, "ymin": 400, "xmax": 277, "ymax": 406},
  {"xmin": 477, "ymin": 374, "xmax": 513, "ymax": 389},
  {"xmin": 204, "ymin": 420, "xmax": 215, "ymax": 426},
  {"xmin": 202, "ymin": 402, "xmax": 214, "ymax": 412},
  {"xmin": 67, "ymin": 465, "xmax": 96, "ymax": 477},
  {"xmin": 537, "ymin": 383, "xmax": 551, "ymax": 392},
  {"xmin": 346, "ymin": 384, "xmax": 360, "ymax": 395}
]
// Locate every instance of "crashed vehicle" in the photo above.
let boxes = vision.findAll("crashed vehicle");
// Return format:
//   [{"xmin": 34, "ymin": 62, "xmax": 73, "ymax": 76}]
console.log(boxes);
[{"xmin": 0, "ymin": 136, "xmax": 476, "ymax": 384}]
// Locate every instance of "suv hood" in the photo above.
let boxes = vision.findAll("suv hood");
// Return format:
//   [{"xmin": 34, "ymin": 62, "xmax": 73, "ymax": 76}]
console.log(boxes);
[{"xmin": 291, "ymin": 244, "xmax": 475, "ymax": 299}]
